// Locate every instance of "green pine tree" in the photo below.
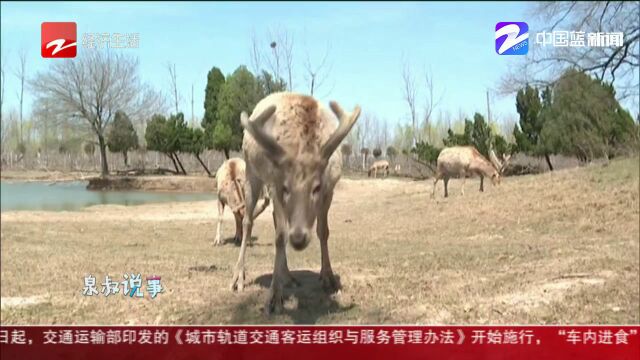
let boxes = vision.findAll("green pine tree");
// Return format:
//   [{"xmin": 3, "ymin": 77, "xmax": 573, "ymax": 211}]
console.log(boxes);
[{"xmin": 107, "ymin": 111, "xmax": 138, "ymax": 167}]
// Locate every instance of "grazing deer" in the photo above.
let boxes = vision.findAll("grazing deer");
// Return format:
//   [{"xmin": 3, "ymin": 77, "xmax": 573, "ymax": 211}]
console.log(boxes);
[
  {"xmin": 368, "ymin": 160, "xmax": 390, "ymax": 178},
  {"xmin": 213, "ymin": 158, "xmax": 270, "ymax": 246},
  {"xmin": 431, "ymin": 146, "xmax": 511, "ymax": 198},
  {"xmin": 232, "ymin": 92, "xmax": 361, "ymax": 315}
]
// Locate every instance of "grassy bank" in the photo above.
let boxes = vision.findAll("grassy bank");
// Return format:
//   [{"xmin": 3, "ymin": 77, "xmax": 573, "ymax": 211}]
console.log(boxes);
[{"xmin": 1, "ymin": 157, "xmax": 638, "ymax": 324}]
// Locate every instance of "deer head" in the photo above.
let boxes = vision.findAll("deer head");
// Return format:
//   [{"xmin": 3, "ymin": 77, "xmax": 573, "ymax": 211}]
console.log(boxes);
[
  {"xmin": 489, "ymin": 149, "xmax": 512, "ymax": 184},
  {"xmin": 241, "ymin": 101, "xmax": 361, "ymax": 251}
]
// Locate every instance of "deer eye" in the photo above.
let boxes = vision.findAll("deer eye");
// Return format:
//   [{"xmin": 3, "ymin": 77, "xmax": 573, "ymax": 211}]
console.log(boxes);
[
  {"xmin": 312, "ymin": 184, "xmax": 322, "ymax": 195},
  {"xmin": 282, "ymin": 186, "xmax": 290, "ymax": 196}
]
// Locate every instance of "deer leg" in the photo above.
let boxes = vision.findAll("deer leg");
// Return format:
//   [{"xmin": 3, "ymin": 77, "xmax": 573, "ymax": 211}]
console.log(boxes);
[
  {"xmin": 233, "ymin": 211, "xmax": 243, "ymax": 245},
  {"xmin": 318, "ymin": 189, "xmax": 339, "ymax": 293},
  {"xmin": 272, "ymin": 209, "xmax": 299, "ymax": 288},
  {"xmin": 252, "ymin": 193, "xmax": 270, "ymax": 220},
  {"xmin": 444, "ymin": 177, "xmax": 450, "ymax": 198},
  {"xmin": 432, "ymin": 172, "xmax": 441, "ymax": 198},
  {"xmin": 213, "ymin": 200, "xmax": 225, "ymax": 246},
  {"xmin": 230, "ymin": 175, "xmax": 262, "ymax": 292},
  {"xmin": 480, "ymin": 175, "xmax": 484, "ymax": 192},
  {"xmin": 460, "ymin": 170, "xmax": 466, "ymax": 196},
  {"xmin": 264, "ymin": 198, "xmax": 287, "ymax": 315}
]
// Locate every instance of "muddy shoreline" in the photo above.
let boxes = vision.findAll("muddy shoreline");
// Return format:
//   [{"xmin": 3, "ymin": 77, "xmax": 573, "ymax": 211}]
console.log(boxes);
[
  {"xmin": 0, "ymin": 170, "xmax": 96, "ymax": 183},
  {"xmin": 1, "ymin": 170, "xmax": 217, "ymax": 192},
  {"xmin": 86, "ymin": 176, "xmax": 216, "ymax": 192}
]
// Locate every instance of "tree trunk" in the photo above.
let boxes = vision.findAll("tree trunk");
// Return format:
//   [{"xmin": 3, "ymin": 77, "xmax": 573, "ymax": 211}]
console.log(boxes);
[
  {"xmin": 223, "ymin": 148, "xmax": 230, "ymax": 160},
  {"xmin": 310, "ymin": 75, "xmax": 315, "ymax": 96},
  {"xmin": 123, "ymin": 151, "xmax": 128, "ymax": 167},
  {"xmin": 174, "ymin": 153, "xmax": 187, "ymax": 175},
  {"xmin": 97, "ymin": 134, "xmax": 109, "ymax": 177},
  {"xmin": 168, "ymin": 153, "xmax": 180, "ymax": 173},
  {"xmin": 195, "ymin": 153, "xmax": 212, "ymax": 176},
  {"xmin": 544, "ymin": 153, "xmax": 554, "ymax": 171}
]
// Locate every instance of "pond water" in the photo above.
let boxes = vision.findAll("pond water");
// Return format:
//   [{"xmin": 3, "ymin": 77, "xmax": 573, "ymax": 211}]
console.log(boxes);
[{"xmin": 0, "ymin": 181, "xmax": 215, "ymax": 211}]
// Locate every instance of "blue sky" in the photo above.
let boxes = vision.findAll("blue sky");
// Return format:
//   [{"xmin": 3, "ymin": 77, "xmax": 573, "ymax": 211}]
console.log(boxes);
[{"xmin": 0, "ymin": 1, "xmax": 607, "ymax": 133}]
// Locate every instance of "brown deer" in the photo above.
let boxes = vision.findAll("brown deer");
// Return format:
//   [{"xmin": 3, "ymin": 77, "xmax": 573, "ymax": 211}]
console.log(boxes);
[
  {"xmin": 231, "ymin": 92, "xmax": 361, "ymax": 315},
  {"xmin": 213, "ymin": 158, "xmax": 269, "ymax": 246},
  {"xmin": 432, "ymin": 146, "xmax": 511, "ymax": 198},
  {"xmin": 368, "ymin": 160, "xmax": 390, "ymax": 178}
]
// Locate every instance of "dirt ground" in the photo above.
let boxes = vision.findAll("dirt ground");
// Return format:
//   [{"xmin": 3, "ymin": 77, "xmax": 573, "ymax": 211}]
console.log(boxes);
[{"xmin": 1, "ymin": 157, "xmax": 638, "ymax": 325}]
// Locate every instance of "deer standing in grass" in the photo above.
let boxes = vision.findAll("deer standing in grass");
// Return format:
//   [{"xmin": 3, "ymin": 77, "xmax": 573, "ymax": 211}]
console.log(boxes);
[
  {"xmin": 213, "ymin": 158, "xmax": 270, "ymax": 246},
  {"xmin": 231, "ymin": 92, "xmax": 361, "ymax": 315},
  {"xmin": 432, "ymin": 146, "xmax": 511, "ymax": 198},
  {"xmin": 368, "ymin": 160, "xmax": 390, "ymax": 178}
]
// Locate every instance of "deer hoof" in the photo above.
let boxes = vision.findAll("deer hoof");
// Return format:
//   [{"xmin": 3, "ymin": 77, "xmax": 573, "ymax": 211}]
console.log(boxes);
[
  {"xmin": 230, "ymin": 268, "xmax": 245, "ymax": 292},
  {"xmin": 319, "ymin": 271, "xmax": 340, "ymax": 293},
  {"xmin": 264, "ymin": 290, "xmax": 284, "ymax": 316}
]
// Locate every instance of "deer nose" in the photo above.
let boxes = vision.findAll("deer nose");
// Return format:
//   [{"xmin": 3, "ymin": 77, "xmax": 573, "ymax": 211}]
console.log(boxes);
[{"xmin": 289, "ymin": 229, "xmax": 309, "ymax": 251}]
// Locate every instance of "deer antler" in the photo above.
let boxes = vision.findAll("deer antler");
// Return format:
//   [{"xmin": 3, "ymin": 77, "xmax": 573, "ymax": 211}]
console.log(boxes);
[
  {"xmin": 321, "ymin": 101, "xmax": 361, "ymax": 160},
  {"xmin": 489, "ymin": 148, "xmax": 503, "ymax": 171},
  {"xmin": 240, "ymin": 105, "xmax": 281, "ymax": 162},
  {"xmin": 500, "ymin": 153, "xmax": 512, "ymax": 174}
]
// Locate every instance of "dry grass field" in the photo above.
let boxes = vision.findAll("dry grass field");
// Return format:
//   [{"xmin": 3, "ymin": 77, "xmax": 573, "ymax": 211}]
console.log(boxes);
[{"xmin": 1, "ymin": 157, "xmax": 638, "ymax": 324}]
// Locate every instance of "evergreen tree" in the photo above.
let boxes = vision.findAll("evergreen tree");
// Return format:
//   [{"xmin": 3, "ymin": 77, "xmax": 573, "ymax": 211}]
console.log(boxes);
[
  {"xmin": 513, "ymin": 85, "xmax": 554, "ymax": 170},
  {"xmin": 214, "ymin": 66, "xmax": 264, "ymax": 158},
  {"xmin": 107, "ymin": 111, "xmax": 138, "ymax": 167},
  {"xmin": 541, "ymin": 69, "xmax": 636, "ymax": 162}
]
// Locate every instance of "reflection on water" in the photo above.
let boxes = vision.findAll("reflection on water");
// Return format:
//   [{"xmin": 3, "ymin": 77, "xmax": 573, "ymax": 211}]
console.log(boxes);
[{"xmin": 0, "ymin": 181, "xmax": 215, "ymax": 211}]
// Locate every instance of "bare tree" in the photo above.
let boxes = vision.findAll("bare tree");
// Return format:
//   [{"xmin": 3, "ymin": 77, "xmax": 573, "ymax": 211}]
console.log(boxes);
[
  {"xmin": 0, "ymin": 47, "xmax": 6, "ymax": 127},
  {"xmin": 359, "ymin": 112, "xmax": 372, "ymax": 152},
  {"xmin": 273, "ymin": 28, "xmax": 294, "ymax": 91},
  {"xmin": 381, "ymin": 119, "xmax": 389, "ymax": 151},
  {"xmin": 31, "ymin": 51, "xmax": 163, "ymax": 177},
  {"xmin": 167, "ymin": 62, "xmax": 179, "ymax": 114},
  {"xmin": 359, "ymin": 113, "xmax": 372, "ymax": 170},
  {"xmin": 0, "ymin": 114, "xmax": 9, "ymax": 156},
  {"xmin": 370, "ymin": 115, "xmax": 386, "ymax": 150},
  {"xmin": 361, "ymin": 147, "xmax": 370, "ymax": 171},
  {"xmin": 31, "ymin": 96, "xmax": 72, "ymax": 167},
  {"xmin": 251, "ymin": 27, "xmax": 295, "ymax": 90},
  {"xmin": 345, "ymin": 120, "xmax": 361, "ymax": 169},
  {"xmin": 500, "ymin": 2, "xmax": 639, "ymax": 107},
  {"xmin": 281, "ymin": 32, "xmax": 294, "ymax": 92},
  {"xmin": 249, "ymin": 29, "xmax": 263, "ymax": 76},
  {"xmin": 303, "ymin": 42, "xmax": 332, "ymax": 96},
  {"xmin": 191, "ymin": 83, "xmax": 194, "ymax": 127},
  {"xmin": 402, "ymin": 59, "xmax": 418, "ymax": 147},
  {"xmin": 422, "ymin": 68, "xmax": 444, "ymax": 144},
  {"xmin": 13, "ymin": 48, "xmax": 27, "ymax": 144}
]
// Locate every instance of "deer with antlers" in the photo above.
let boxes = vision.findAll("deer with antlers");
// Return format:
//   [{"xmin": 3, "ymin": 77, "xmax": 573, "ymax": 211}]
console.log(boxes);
[
  {"xmin": 231, "ymin": 92, "xmax": 361, "ymax": 315},
  {"xmin": 431, "ymin": 146, "xmax": 511, "ymax": 198},
  {"xmin": 213, "ymin": 158, "xmax": 270, "ymax": 246}
]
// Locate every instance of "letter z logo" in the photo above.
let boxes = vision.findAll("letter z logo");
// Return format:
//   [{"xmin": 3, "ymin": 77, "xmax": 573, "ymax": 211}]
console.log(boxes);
[
  {"xmin": 495, "ymin": 22, "xmax": 529, "ymax": 55},
  {"xmin": 41, "ymin": 22, "xmax": 77, "ymax": 58}
]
